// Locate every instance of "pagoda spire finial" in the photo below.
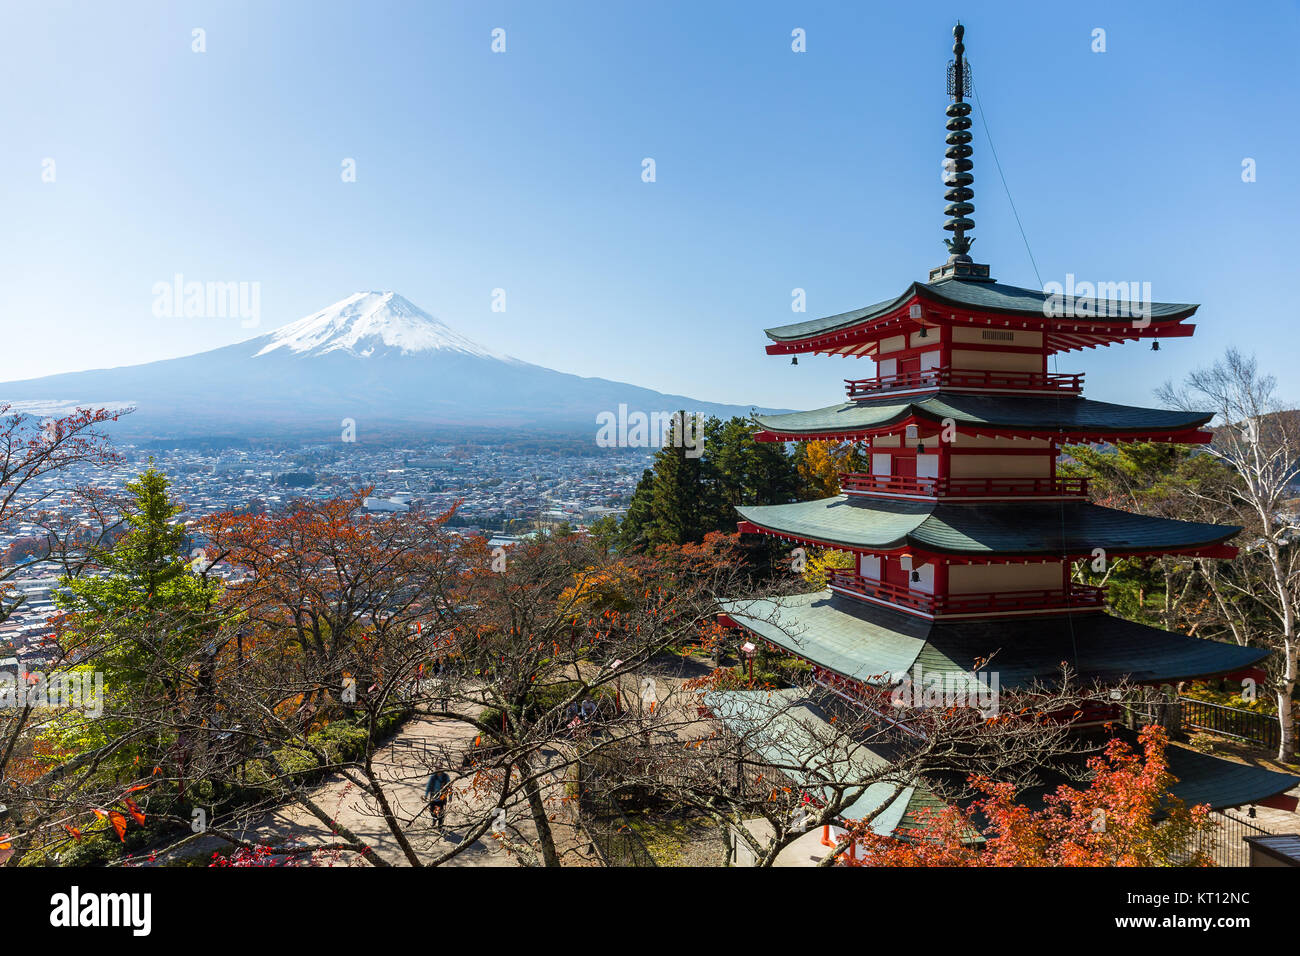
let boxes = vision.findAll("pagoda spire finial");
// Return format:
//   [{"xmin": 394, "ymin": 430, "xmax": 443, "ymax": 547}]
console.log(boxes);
[
  {"xmin": 930, "ymin": 23, "xmax": 991, "ymax": 282},
  {"xmin": 944, "ymin": 23, "xmax": 974, "ymax": 260}
]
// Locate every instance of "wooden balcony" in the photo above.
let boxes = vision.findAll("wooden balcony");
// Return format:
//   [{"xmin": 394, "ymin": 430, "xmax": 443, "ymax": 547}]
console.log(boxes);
[
  {"xmin": 844, "ymin": 367, "xmax": 1083, "ymax": 400},
  {"xmin": 838, "ymin": 473, "xmax": 1090, "ymax": 499},
  {"xmin": 827, "ymin": 569, "xmax": 1106, "ymax": 617}
]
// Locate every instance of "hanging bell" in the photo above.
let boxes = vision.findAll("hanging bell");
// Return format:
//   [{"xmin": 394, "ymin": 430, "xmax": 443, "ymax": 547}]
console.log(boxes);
[
  {"xmin": 1151, "ymin": 340, "xmax": 1160, "ymax": 351},
  {"xmin": 791, "ymin": 356, "xmax": 798, "ymax": 365}
]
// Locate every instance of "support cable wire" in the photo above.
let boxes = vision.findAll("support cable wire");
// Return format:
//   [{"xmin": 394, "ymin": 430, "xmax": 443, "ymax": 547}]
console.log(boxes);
[
  {"xmin": 972, "ymin": 83, "xmax": 1043, "ymax": 289},
  {"xmin": 972, "ymin": 82, "xmax": 1078, "ymax": 670}
]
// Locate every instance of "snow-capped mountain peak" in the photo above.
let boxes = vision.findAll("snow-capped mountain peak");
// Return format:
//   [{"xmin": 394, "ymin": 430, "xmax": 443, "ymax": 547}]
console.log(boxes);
[
  {"xmin": 0, "ymin": 289, "xmax": 769, "ymax": 439},
  {"xmin": 253, "ymin": 291, "xmax": 511, "ymax": 361}
]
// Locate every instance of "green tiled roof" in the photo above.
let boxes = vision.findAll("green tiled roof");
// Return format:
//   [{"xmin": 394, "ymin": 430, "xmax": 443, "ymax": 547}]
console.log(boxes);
[
  {"xmin": 765, "ymin": 277, "xmax": 1198, "ymax": 343},
  {"xmin": 703, "ymin": 690, "xmax": 1299, "ymax": 828},
  {"xmin": 754, "ymin": 393, "xmax": 1212, "ymax": 437},
  {"xmin": 719, "ymin": 591, "xmax": 1269, "ymax": 688},
  {"xmin": 970, "ymin": 732, "xmax": 1298, "ymax": 816},
  {"xmin": 1162, "ymin": 745, "xmax": 1300, "ymax": 812},
  {"xmin": 737, "ymin": 496, "xmax": 1239, "ymax": 555},
  {"xmin": 722, "ymin": 591, "xmax": 926, "ymax": 684},
  {"xmin": 702, "ymin": 688, "xmax": 933, "ymax": 834}
]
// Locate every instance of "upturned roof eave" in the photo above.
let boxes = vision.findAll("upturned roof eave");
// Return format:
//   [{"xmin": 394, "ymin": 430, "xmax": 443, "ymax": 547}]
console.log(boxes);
[
  {"xmin": 719, "ymin": 592, "xmax": 1271, "ymax": 689},
  {"xmin": 763, "ymin": 279, "xmax": 1200, "ymax": 345},
  {"xmin": 735, "ymin": 498, "xmax": 1242, "ymax": 558},
  {"xmin": 751, "ymin": 396, "xmax": 1215, "ymax": 439}
]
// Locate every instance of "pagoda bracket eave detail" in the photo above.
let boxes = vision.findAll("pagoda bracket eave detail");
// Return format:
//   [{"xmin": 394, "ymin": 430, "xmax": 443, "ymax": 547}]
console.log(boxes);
[{"xmin": 763, "ymin": 285, "xmax": 1199, "ymax": 357}]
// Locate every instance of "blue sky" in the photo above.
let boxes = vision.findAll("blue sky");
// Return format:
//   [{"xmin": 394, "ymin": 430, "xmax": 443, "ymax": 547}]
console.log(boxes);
[{"xmin": 1, "ymin": 0, "xmax": 1296, "ymax": 412}]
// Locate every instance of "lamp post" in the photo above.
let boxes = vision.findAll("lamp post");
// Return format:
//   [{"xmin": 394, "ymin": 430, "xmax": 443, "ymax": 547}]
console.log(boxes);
[{"xmin": 741, "ymin": 642, "xmax": 756, "ymax": 683}]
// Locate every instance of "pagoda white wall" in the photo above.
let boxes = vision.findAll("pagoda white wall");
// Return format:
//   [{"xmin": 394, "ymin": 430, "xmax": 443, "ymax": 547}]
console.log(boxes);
[
  {"xmin": 859, "ymin": 554, "xmax": 881, "ymax": 579},
  {"xmin": 949, "ymin": 454, "xmax": 1052, "ymax": 478},
  {"xmin": 949, "ymin": 348, "xmax": 1042, "ymax": 372},
  {"xmin": 948, "ymin": 560, "xmax": 1063, "ymax": 593}
]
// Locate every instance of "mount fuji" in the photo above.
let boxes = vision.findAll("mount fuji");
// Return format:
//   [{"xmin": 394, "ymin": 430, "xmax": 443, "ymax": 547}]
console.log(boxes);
[{"xmin": 1, "ymin": 292, "xmax": 767, "ymax": 440}]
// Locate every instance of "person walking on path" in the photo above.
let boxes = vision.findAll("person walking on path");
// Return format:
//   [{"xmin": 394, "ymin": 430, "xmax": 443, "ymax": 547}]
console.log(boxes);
[{"xmin": 425, "ymin": 769, "xmax": 453, "ymax": 829}]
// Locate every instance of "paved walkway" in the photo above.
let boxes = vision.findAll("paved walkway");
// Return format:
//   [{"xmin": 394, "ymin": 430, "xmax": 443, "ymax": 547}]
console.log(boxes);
[{"xmin": 163, "ymin": 714, "xmax": 564, "ymax": 866}]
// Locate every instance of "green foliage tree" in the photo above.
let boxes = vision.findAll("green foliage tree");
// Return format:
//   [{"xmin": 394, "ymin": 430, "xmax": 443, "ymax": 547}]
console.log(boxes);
[
  {"xmin": 56, "ymin": 466, "xmax": 223, "ymax": 740},
  {"xmin": 618, "ymin": 468, "xmax": 657, "ymax": 551},
  {"xmin": 617, "ymin": 416, "xmax": 804, "ymax": 557},
  {"xmin": 1060, "ymin": 442, "xmax": 1239, "ymax": 633},
  {"xmin": 585, "ymin": 514, "xmax": 622, "ymax": 553}
]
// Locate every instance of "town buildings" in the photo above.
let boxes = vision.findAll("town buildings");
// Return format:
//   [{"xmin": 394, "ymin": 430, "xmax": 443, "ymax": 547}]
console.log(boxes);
[{"xmin": 0, "ymin": 438, "xmax": 643, "ymax": 668}]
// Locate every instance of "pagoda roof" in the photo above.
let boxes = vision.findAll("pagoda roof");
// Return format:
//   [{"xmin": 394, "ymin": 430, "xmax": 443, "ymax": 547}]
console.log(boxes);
[
  {"xmin": 1004, "ymin": 731, "xmax": 1298, "ymax": 816},
  {"xmin": 736, "ymin": 496, "xmax": 1239, "ymax": 558},
  {"xmin": 764, "ymin": 277, "xmax": 1198, "ymax": 354},
  {"xmin": 1160, "ymin": 745, "xmax": 1300, "ymax": 813},
  {"xmin": 753, "ymin": 393, "xmax": 1213, "ymax": 443},
  {"xmin": 702, "ymin": 687, "xmax": 928, "ymax": 835},
  {"xmin": 703, "ymin": 689, "xmax": 1299, "ymax": 825},
  {"xmin": 719, "ymin": 590, "xmax": 1270, "ymax": 690}
]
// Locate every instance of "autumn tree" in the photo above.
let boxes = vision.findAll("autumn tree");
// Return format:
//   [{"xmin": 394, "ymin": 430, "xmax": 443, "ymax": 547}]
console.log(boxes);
[
  {"xmin": 420, "ymin": 529, "xmax": 757, "ymax": 866},
  {"xmin": 800, "ymin": 546, "xmax": 855, "ymax": 590},
  {"xmin": 1158, "ymin": 349, "xmax": 1300, "ymax": 762},
  {"xmin": 793, "ymin": 439, "xmax": 869, "ymax": 498},
  {"xmin": 0, "ymin": 407, "xmax": 169, "ymax": 866},
  {"xmin": 198, "ymin": 490, "xmax": 466, "ymax": 709},
  {"xmin": 63, "ymin": 511, "xmax": 761, "ymax": 868},
  {"xmin": 844, "ymin": 726, "xmax": 1215, "ymax": 867},
  {"xmin": 0, "ymin": 404, "xmax": 125, "ymax": 626}
]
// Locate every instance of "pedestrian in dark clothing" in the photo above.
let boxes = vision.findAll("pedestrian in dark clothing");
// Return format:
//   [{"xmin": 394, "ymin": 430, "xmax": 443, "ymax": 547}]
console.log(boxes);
[{"xmin": 425, "ymin": 770, "xmax": 452, "ymax": 828}]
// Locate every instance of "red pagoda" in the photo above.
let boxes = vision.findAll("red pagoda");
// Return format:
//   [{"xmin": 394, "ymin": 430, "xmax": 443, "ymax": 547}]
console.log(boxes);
[{"xmin": 719, "ymin": 24, "xmax": 1299, "ymax": 820}]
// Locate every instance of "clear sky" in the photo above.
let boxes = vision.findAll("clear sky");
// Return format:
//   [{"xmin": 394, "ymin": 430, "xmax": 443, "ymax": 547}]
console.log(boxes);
[{"xmin": 1, "ymin": 0, "xmax": 1297, "ymax": 412}]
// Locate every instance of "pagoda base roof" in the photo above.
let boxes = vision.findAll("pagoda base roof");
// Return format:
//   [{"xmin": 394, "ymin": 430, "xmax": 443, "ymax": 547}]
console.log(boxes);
[
  {"xmin": 719, "ymin": 590, "xmax": 1270, "ymax": 689},
  {"xmin": 703, "ymin": 690, "xmax": 1300, "ymax": 833},
  {"xmin": 1160, "ymin": 743, "xmax": 1299, "ymax": 813},
  {"xmin": 702, "ymin": 688, "xmax": 924, "ymax": 836}
]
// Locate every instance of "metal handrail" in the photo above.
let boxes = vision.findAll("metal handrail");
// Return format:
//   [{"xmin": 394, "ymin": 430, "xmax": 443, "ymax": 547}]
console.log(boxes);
[
  {"xmin": 828, "ymin": 570, "xmax": 1106, "ymax": 615},
  {"xmin": 844, "ymin": 367, "xmax": 1083, "ymax": 399},
  {"xmin": 838, "ymin": 473, "xmax": 1090, "ymax": 498}
]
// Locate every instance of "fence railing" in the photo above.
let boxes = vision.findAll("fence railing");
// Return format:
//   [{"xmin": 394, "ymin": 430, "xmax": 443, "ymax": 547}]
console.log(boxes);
[
  {"xmin": 577, "ymin": 780, "xmax": 658, "ymax": 867},
  {"xmin": 839, "ymin": 473, "xmax": 1090, "ymax": 499},
  {"xmin": 828, "ymin": 569, "xmax": 1106, "ymax": 616},
  {"xmin": 844, "ymin": 367, "xmax": 1084, "ymax": 399},
  {"xmin": 1179, "ymin": 697, "xmax": 1280, "ymax": 750},
  {"xmin": 1193, "ymin": 810, "xmax": 1276, "ymax": 868}
]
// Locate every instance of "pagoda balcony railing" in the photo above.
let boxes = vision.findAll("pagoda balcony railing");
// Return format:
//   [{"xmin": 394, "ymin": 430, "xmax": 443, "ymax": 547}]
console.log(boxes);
[
  {"xmin": 844, "ymin": 367, "xmax": 1083, "ymax": 399},
  {"xmin": 827, "ymin": 570, "xmax": 1106, "ymax": 616},
  {"xmin": 838, "ymin": 473, "xmax": 1090, "ymax": 499}
]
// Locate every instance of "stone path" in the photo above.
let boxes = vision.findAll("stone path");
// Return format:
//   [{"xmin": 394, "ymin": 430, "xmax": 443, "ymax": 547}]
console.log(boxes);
[{"xmin": 164, "ymin": 714, "xmax": 549, "ymax": 866}]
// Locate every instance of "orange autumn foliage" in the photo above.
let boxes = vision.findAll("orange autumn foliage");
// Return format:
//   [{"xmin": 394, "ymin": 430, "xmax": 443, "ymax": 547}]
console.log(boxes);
[{"xmin": 843, "ymin": 727, "xmax": 1215, "ymax": 867}]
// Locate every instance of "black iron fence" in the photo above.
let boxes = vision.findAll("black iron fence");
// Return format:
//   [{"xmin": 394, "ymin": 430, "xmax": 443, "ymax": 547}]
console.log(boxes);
[
  {"xmin": 1194, "ymin": 810, "xmax": 1276, "ymax": 868},
  {"xmin": 1179, "ymin": 697, "xmax": 1280, "ymax": 750},
  {"xmin": 577, "ymin": 787, "xmax": 657, "ymax": 867}
]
